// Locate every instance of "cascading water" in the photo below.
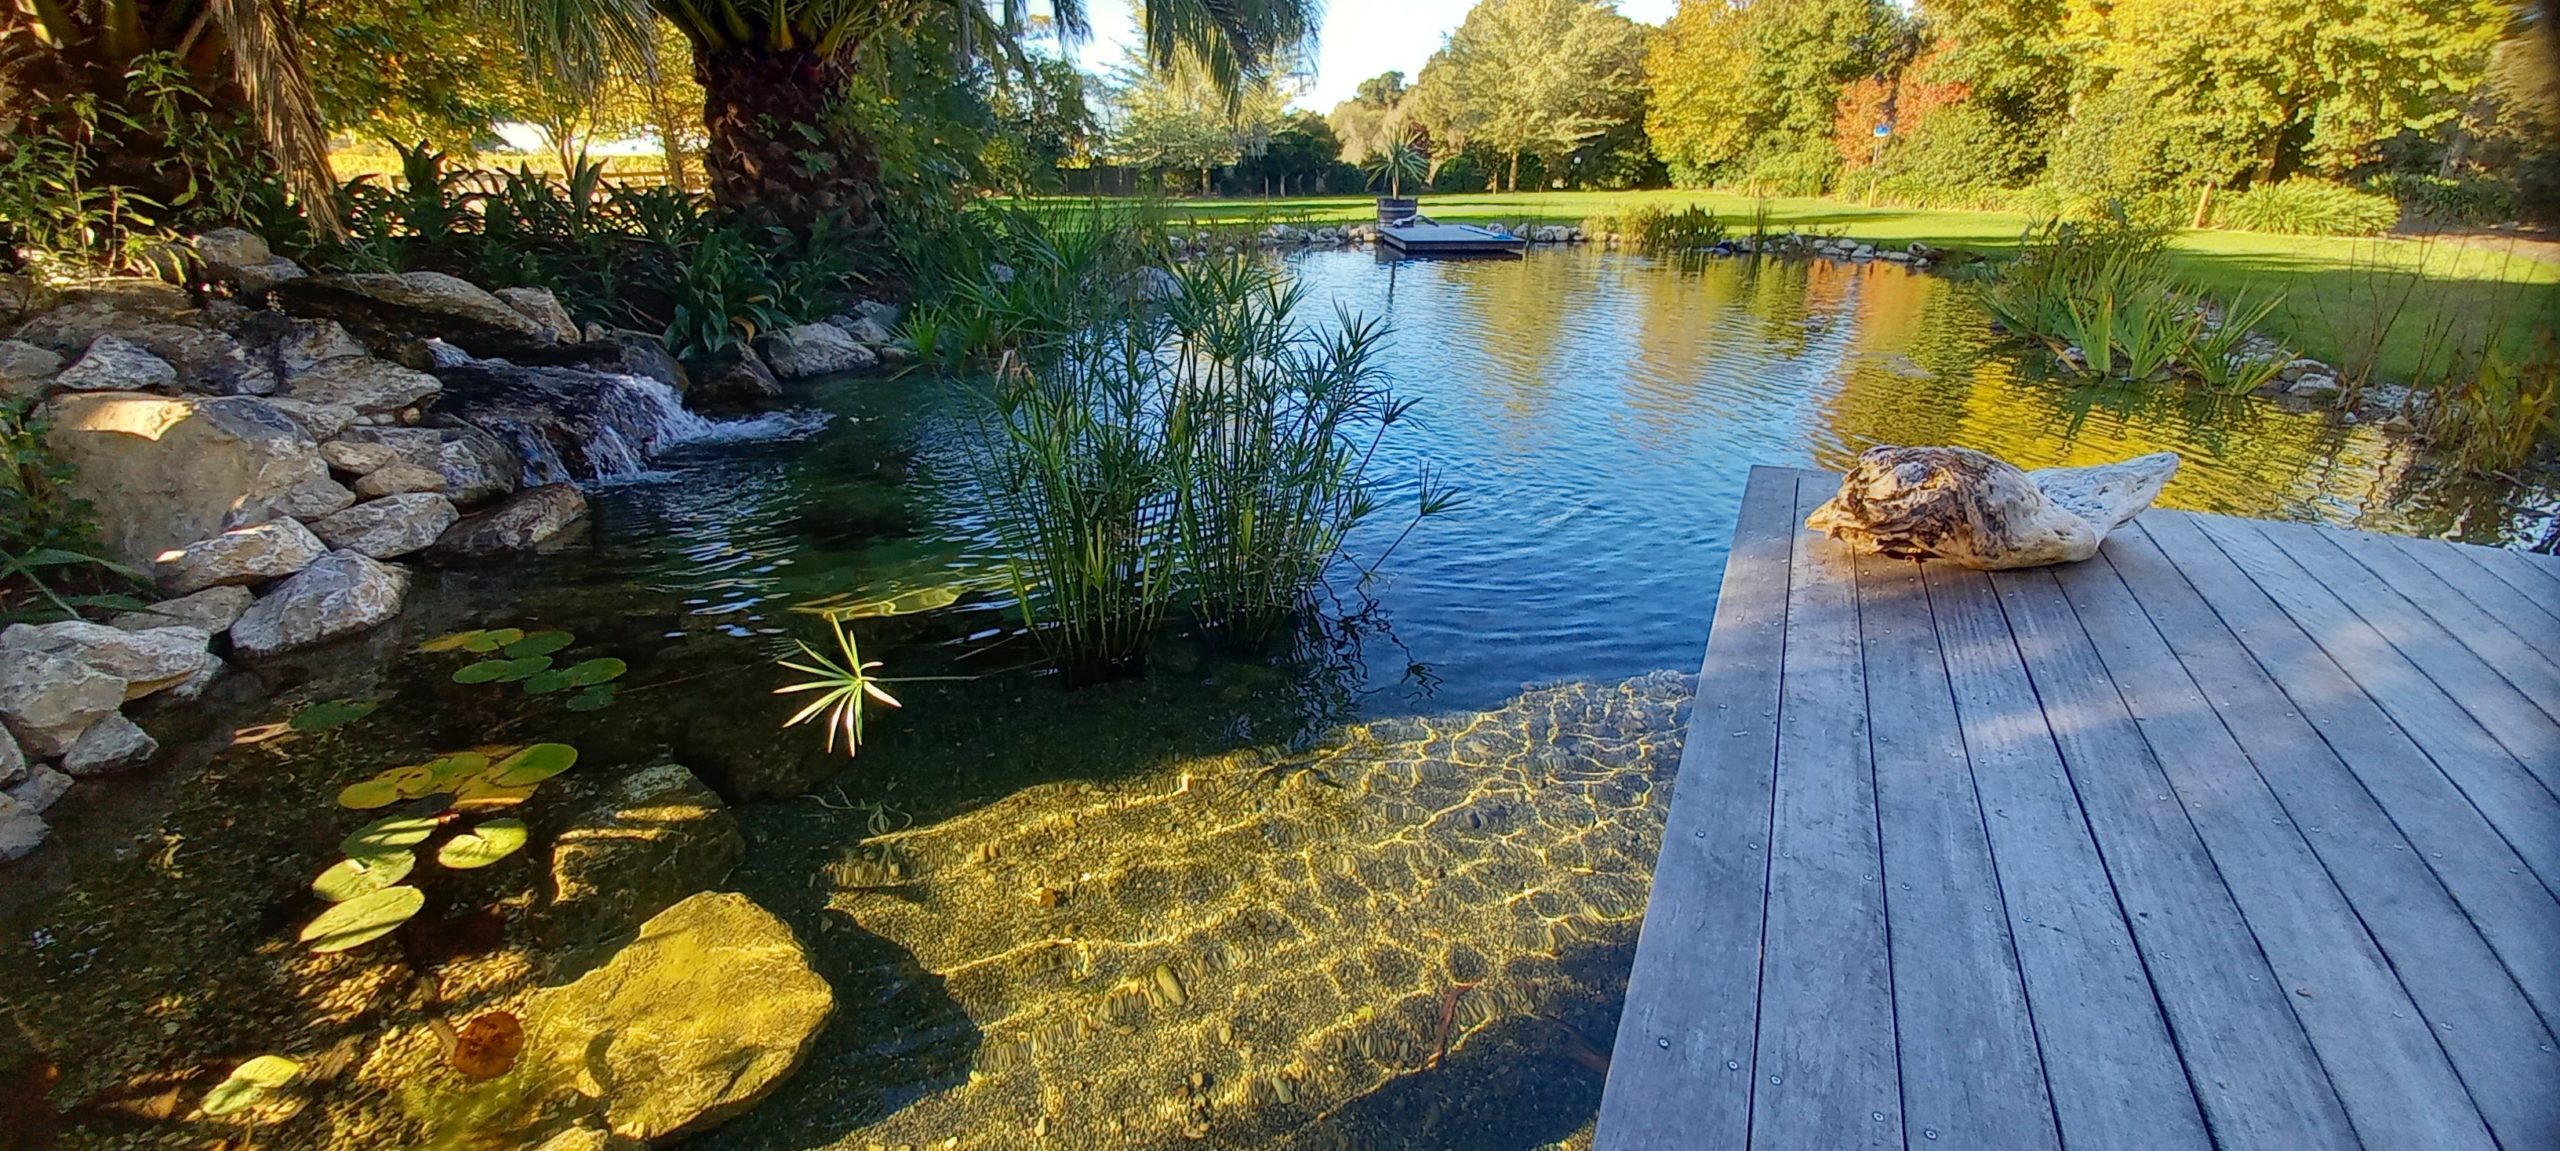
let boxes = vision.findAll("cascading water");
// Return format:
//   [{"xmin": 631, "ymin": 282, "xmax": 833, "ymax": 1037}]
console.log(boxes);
[{"xmin": 426, "ymin": 354, "xmax": 828, "ymax": 488}]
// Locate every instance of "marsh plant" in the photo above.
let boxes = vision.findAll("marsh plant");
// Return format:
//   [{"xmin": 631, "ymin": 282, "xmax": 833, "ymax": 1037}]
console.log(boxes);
[
  {"xmin": 1975, "ymin": 212, "xmax": 2289, "ymax": 391},
  {"xmin": 1585, "ymin": 203, "xmax": 1727, "ymax": 254}
]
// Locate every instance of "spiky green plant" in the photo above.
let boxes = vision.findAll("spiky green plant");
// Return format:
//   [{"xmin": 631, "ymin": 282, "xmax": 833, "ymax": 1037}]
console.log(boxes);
[{"xmin": 776, "ymin": 615, "xmax": 906, "ymax": 756}]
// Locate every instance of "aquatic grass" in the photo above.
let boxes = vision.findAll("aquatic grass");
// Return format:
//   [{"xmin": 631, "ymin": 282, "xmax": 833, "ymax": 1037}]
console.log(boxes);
[
  {"xmin": 1585, "ymin": 203, "xmax": 1726, "ymax": 253},
  {"xmin": 2190, "ymin": 291, "xmax": 2290, "ymax": 394},
  {"xmin": 2422, "ymin": 334, "xmax": 2560, "ymax": 476}
]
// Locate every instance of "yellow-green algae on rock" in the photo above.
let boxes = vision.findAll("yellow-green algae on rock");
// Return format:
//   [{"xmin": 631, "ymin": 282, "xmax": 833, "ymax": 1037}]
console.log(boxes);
[{"xmin": 817, "ymin": 671, "xmax": 1693, "ymax": 1149}]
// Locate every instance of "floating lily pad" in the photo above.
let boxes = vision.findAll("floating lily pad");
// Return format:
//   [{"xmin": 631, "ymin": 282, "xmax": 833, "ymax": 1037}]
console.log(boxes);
[
  {"xmin": 437, "ymin": 819, "xmax": 529, "ymax": 869},
  {"xmin": 564, "ymin": 685, "xmax": 618, "ymax": 712},
  {"xmin": 342, "ymin": 814, "xmax": 440, "ymax": 857},
  {"xmin": 560, "ymin": 658, "xmax": 627, "ymax": 687},
  {"xmin": 490, "ymin": 743, "xmax": 578, "ymax": 787},
  {"xmin": 521, "ymin": 669, "xmax": 574, "ymax": 695},
  {"xmin": 460, "ymin": 628, "xmax": 525, "ymax": 653},
  {"xmin": 335, "ymin": 778, "xmax": 403, "ymax": 810},
  {"xmin": 837, "ymin": 585, "xmax": 965, "ymax": 619},
  {"xmin": 289, "ymin": 699, "xmax": 379, "ymax": 732},
  {"xmin": 300, "ymin": 885, "xmax": 424, "ymax": 952},
  {"xmin": 454, "ymin": 656, "xmax": 553, "ymax": 684},
  {"xmin": 202, "ymin": 1054, "xmax": 300, "ymax": 1116},
  {"xmin": 503, "ymin": 629, "xmax": 574, "ymax": 658},
  {"xmin": 418, "ymin": 629, "xmax": 489, "ymax": 654},
  {"xmin": 421, "ymin": 752, "xmax": 491, "ymax": 787},
  {"xmin": 312, "ymin": 851, "xmax": 415, "ymax": 901}
]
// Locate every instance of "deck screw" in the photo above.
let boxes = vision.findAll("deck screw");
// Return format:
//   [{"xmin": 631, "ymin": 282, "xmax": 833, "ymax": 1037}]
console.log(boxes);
[
  {"xmin": 1925, "ymin": 1130, "xmax": 1939, "ymax": 1141},
  {"xmin": 1658, "ymin": 1037, "xmax": 1671, "ymax": 1049},
  {"xmin": 1727, "ymin": 1060, "xmax": 1740, "ymax": 1070},
  {"xmin": 1769, "ymin": 1075, "xmax": 1782, "ymax": 1085}
]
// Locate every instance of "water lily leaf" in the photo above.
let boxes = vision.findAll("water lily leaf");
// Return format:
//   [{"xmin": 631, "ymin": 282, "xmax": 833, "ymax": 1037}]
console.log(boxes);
[
  {"xmin": 202, "ymin": 1054, "xmax": 300, "ymax": 1116},
  {"xmin": 564, "ymin": 685, "xmax": 618, "ymax": 712},
  {"xmin": 522, "ymin": 669, "xmax": 574, "ymax": 695},
  {"xmin": 312, "ymin": 851, "xmax": 415, "ymax": 901},
  {"xmin": 503, "ymin": 629, "xmax": 574, "ymax": 658},
  {"xmin": 561, "ymin": 658, "xmax": 626, "ymax": 687},
  {"xmin": 369, "ymin": 762, "xmax": 437, "ymax": 798},
  {"xmin": 451, "ymin": 1012, "xmax": 524, "ymax": 1080},
  {"xmin": 289, "ymin": 699, "xmax": 378, "ymax": 732},
  {"xmin": 342, "ymin": 814, "xmax": 440, "ymax": 857},
  {"xmin": 452, "ymin": 776, "xmax": 536, "ymax": 811},
  {"xmin": 299, "ymin": 885, "xmax": 424, "ymax": 952},
  {"xmin": 422, "ymin": 752, "xmax": 491, "ymax": 787},
  {"xmin": 490, "ymin": 743, "xmax": 578, "ymax": 787},
  {"xmin": 454, "ymin": 656, "xmax": 553, "ymax": 684},
  {"xmin": 836, "ymin": 585, "xmax": 964, "ymax": 619},
  {"xmin": 436, "ymin": 819, "xmax": 528, "ymax": 870},
  {"xmin": 461, "ymin": 628, "xmax": 525, "ymax": 653},
  {"xmin": 336, "ymin": 779, "xmax": 403, "ymax": 810},
  {"xmin": 418, "ymin": 629, "xmax": 489, "ymax": 654}
]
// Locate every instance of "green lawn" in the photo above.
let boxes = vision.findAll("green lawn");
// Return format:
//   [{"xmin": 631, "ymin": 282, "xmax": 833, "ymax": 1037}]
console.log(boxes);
[{"xmin": 1074, "ymin": 190, "xmax": 2560, "ymax": 384}]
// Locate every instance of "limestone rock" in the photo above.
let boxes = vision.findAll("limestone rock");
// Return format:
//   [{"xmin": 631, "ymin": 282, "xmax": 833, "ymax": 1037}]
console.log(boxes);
[
  {"xmin": 0, "ymin": 339, "xmax": 61, "ymax": 396},
  {"xmin": 285, "ymin": 356, "xmax": 441, "ymax": 415},
  {"xmin": 43, "ymin": 392, "xmax": 327, "ymax": 566},
  {"xmin": 158, "ymin": 651, "xmax": 224, "ymax": 703},
  {"xmin": 0, "ymin": 725, "xmax": 21, "ymax": 789},
  {"xmin": 1807, "ymin": 446, "xmax": 2179, "ymax": 570},
  {"xmin": 691, "ymin": 345, "xmax": 781, "ymax": 409},
  {"xmin": 231, "ymin": 258, "xmax": 308, "ymax": 295},
  {"xmin": 495, "ymin": 288, "xmax": 580, "ymax": 343},
  {"xmin": 353, "ymin": 462, "xmax": 445, "ymax": 497},
  {"xmin": 321, "ymin": 439, "xmax": 403, "ymax": 476},
  {"xmin": 501, "ymin": 329, "xmax": 689, "ymax": 396},
  {"xmin": 541, "ymin": 764, "xmax": 746, "ymax": 946},
  {"xmin": 229, "ymin": 550, "xmax": 410, "ymax": 658},
  {"xmin": 192, "ymin": 228, "xmax": 271, "ymax": 272},
  {"xmin": 427, "ymin": 484, "xmax": 587, "ymax": 561},
  {"xmin": 125, "ymin": 323, "xmax": 275, "ymax": 396},
  {"xmin": 6, "ymin": 764, "xmax": 70, "ymax": 813},
  {"xmin": 9, "ymin": 281, "xmax": 194, "ymax": 352},
  {"xmin": 309, "ymin": 493, "xmax": 457, "ymax": 559},
  {"xmin": 0, "ymin": 794, "xmax": 47, "ymax": 862},
  {"xmin": 851, "ymin": 298, "xmax": 900, "ymax": 329},
  {"xmin": 832, "ymin": 314, "xmax": 895, "ymax": 345},
  {"xmin": 53, "ymin": 335, "xmax": 177, "ymax": 392},
  {"xmin": 262, "ymin": 472, "xmax": 358, "ymax": 522},
  {"xmin": 436, "ymin": 429, "xmax": 522, "ymax": 506},
  {"xmin": 62, "ymin": 713, "xmax": 156, "ymax": 776},
  {"xmin": 755, "ymin": 323, "xmax": 874, "ymax": 378},
  {"xmin": 270, "ymin": 271, "xmax": 549, "ymax": 355},
  {"xmin": 2, "ymin": 620, "xmax": 209, "ymax": 699},
  {"xmin": 111, "ymin": 586, "xmax": 256, "ymax": 636},
  {"xmin": 526, "ymin": 892, "xmax": 833, "ymax": 1143},
  {"xmin": 260, "ymin": 398, "xmax": 357, "ymax": 442},
  {"xmin": 0, "ymin": 648, "xmax": 124, "ymax": 757},
  {"xmin": 155, "ymin": 518, "xmax": 327, "ymax": 594}
]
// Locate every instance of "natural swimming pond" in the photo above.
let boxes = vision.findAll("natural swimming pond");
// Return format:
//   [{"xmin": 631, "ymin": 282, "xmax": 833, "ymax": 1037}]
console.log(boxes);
[{"xmin": 4, "ymin": 247, "xmax": 2553, "ymax": 1150}]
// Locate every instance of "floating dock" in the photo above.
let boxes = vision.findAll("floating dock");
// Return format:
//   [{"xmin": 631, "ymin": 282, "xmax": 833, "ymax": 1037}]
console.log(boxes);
[
  {"xmin": 1376, "ymin": 222, "xmax": 1527, "ymax": 256},
  {"xmin": 1597, "ymin": 464, "xmax": 2560, "ymax": 1151}
]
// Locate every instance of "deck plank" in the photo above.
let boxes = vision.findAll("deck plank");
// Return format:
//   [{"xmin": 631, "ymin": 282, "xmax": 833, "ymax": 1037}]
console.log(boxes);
[
  {"xmin": 1593, "ymin": 466, "xmax": 1795, "ymax": 1151},
  {"xmin": 1746, "ymin": 473, "xmax": 1899, "ymax": 1150},
  {"xmin": 1850, "ymin": 551, "xmax": 2058, "ymax": 1150},
  {"xmin": 2102, "ymin": 522, "xmax": 2560, "ymax": 1149},
  {"xmin": 2450, "ymin": 536, "xmax": 2560, "ymax": 619},
  {"xmin": 1920, "ymin": 561, "xmax": 2209, "ymax": 1151},
  {"xmin": 2317, "ymin": 525, "xmax": 2560, "ymax": 726},
  {"xmin": 2187, "ymin": 514, "xmax": 2560, "ymax": 892},
  {"xmin": 1990, "ymin": 563, "xmax": 2360, "ymax": 1150},
  {"xmin": 2379, "ymin": 528, "xmax": 2560, "ymax": 642},
  {"xmin": 2053, "ymin": 540, "xmax": 2494, "ymax": 1151}
]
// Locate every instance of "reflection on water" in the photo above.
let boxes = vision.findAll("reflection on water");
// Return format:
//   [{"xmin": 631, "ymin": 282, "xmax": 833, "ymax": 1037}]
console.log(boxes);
[{"xmin": 2, "ymin": 247, "xmax": 2551, "ymax": 1151}]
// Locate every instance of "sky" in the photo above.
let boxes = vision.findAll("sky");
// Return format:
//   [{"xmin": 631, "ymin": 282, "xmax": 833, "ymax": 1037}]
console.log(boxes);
[{"xmin": 1068, "ymin": 0, "xmax": 1682, "ymax": 112}]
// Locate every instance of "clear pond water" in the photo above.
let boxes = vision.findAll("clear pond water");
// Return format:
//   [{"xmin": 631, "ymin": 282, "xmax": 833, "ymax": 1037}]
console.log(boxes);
[{"xmin": 4, "ymin": 248, "xmax": 2552, "ymax": 1150}]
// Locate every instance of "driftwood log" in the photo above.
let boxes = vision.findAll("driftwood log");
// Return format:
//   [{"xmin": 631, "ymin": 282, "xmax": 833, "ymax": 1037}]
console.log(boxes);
[{"xmin": 1807, "ymin": 446, "xmax": 2179, "ymax": 569}]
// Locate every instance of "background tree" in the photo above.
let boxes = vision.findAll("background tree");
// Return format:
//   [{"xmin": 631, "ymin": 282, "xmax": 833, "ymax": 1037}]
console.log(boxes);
[
  {"xmin": 1103, "ymin": 39, "xmax": 1293, "ymax": 193},
  {"xmin": 1409, "ymin": 0, "xmax": 1649, "ymax": 192},
  {"xmin": 1327, "ymin": 70, "xmax": 1414, "ymax": 163},
  {"xmin": 985, "ymin": 53, "xmax": 1098, "ymax": 195},
  {"xmin": 1232, "ymin": 111, "xmax": 1352, "ymax": 194},
  {"xmin": 1646, "ymin": 0, "xmax": 1908, "ymax": 192}
]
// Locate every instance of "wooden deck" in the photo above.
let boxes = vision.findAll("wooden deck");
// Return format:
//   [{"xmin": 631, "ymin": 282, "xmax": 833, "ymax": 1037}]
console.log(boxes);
[
  {"xmin": 1596, "ymin": 466, "xmax": 2560, "ymax": 1151},
  {"xmin": 1376, "ymin": 222, "xmax": 1527, "ymax": 256}
]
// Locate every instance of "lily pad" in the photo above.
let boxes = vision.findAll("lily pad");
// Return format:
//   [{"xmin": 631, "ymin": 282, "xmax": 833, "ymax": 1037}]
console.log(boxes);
[
  {"xmin": 299, "ymin": 885, "xmax": 424, "ymax": 952},
  {"xmin": 560, "ymin": 657, "xmax": 627, "ymax": 687},
  {"xmin": 838, "ymin": 585, "xmax": 965, "ymax": 619},
  {"xmin": 490, "ymin": 743, "xmax": 579, "ymax": 787},
  {"xmin": 437, "ymin": 819, "xmax": 529, "ymax": 869},
  {"xmin": 289, "ymin": 698, "xmax": 378, "ymax": 732},
  {"xmin": 421, "ymin": 752, "xmax": 491, "ymax": 788},
  {"xmin": 503, "ymin": 629, "xmax": 575, "ymax": 658},
  {"xmin": 460, "ymin": 627, "xmax": 525, "ymax": 653},
  {"xmin": 312, "ymin": 851, "xmax": 415, "ymax": 901},
  {"xmin": 452, "ymin": 776, "xmax": 536, "ymax": 810},
  {"xmin": 521, "ymin": 669, "xmax": 574, "ymax": 695},
  {"xmin": 418, "ymin": 629, "xmax": 489, "ymax": 654},
  {"xmin": 335, "ymin": 778, "xmax": 403, "ymax": 810},
  {"xmin": 202, "ymin": 1054, "xmax": 300, "ymax": 1116},
  {"xmin": 453, "ymin": 656, "xmax": 553, "ymax": 684},
  {"xmin": 564, "ymin": 685, "xmax": 618, "ymax": 712},
  {"xmin": 342, "ymin": 814, "xmax": 440, "ymax": 857}
]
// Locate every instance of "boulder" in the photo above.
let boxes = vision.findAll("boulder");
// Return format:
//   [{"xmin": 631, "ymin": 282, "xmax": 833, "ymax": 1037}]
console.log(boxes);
[
  {"xmin": 262, "ymin": 398, "xmax": 357, "ymax": 441},
  {"xmin": 111, "ymin": 586, "xmax": 256, "ymax": 636},
  {"xmin": 0, "ymin": 795, "xmax": 47, "ymax": 863},
  {"xmin": 53, "ymin": 335, "xmax": 177, "ymax": 392},
  {"xmin": 0, "ymin": 340, "xmax": 61, "ymax": 397},
  {"xmin": 192, "ymin": 228, "xmax": 271, "ymax": 273},
  {"xmin": 61, "ymin": 713, "xmax": 156, "ymax": 776},
  {"xmin": 155, "ymin": 519, "xmax": 328, "ymax": 594},
  {"xmin": 309, "ymin": 493, "xmax": 458, "ymax": 559},
  {"xmin": 231, "ymin": 258, "xmax": 308, "ymax": 295},
  {"xmin": 42, "ymin": 392, "xmax": 328, "ymax": 567},
  {"xmin": 229, "ymin": 314, "xmax": 371, "ymax": 379},
  {"xmin": 353, "ymin": 462, "xmax": 445, "ymax": 497},
  {"xmin": 0, "ymin": 725, "xmax": 21, "ymax": 789},
  {"xmin": 0, "ymin": 647, "xmax": 124, "ymax": 757},
  {"xmin": 755, "ymin": 323, "xmax": 875, "ymax": 378},
  {"xmin": 495, "ymin": 288, "xmax": 580, "ymax": 343},
  {"xmin": 321, "ymin": 439, "xmax": 403, "ymax": 476},
  {"xmin": 691, "ymin": 345, "xmax": 781, "ymax": 409},
  {"xmin": 6, "ymin": 763, "xmax": 70, "ymax": 813},
  {"xmin": 228, "ymin": 550, "xmax": 409, "ymax": 658},
  {"xmin": 832, "ymin": 314, "xmax": 894, "ymax": 345},
  {"xmin": 329, "ymin": 426, "xmax": 520, "ymax": 507},
  {"xmin": 284, "ymin": 356, "xmax": 441, "ymax": 416},
  {"xmin": 270, "ymin": 272, "xmax": 550, "ymax": 355},
  {"xmin": 427, "ymin": 484, "xmax": 587, "ymax": 561},
  {"xmin": 9, "ymin": 281, "xmax": 194, "ymax": 352},
  {"xmin": 1, "ymin": 620, "xmax": 209, "ymax": 699},
  {"xmin": 540, "ymin": 764, "xmax": 747, "ymax": 946},
  {"xmin": 157, "ymin": 651, "xmax": 225, "ymax": 704},
  {"xmin": 851, "ymin": 298, "xmax": 900, "ymax": 330},
  {"xmin": 525, "ymin": 892, "xmax": 833, "ymax": 1143},
  {"xmin": 263, "ymin": 472, "xmax": 358, "ymax": 522},
  {"xmin": 1807, "ymin": 446, "xmax": 2179, "ymax": 570},
  {"xmin": 125, "ymin": 323, "xmax": 276, "ymax": 396}
]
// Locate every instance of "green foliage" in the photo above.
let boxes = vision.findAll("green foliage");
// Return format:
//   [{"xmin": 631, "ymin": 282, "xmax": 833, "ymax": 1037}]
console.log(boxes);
[
  {"xmin": 1586, "ymin": 203, "xmax": 1728, "ymax": 251},
  {"xmin": 435, "ymin": 819, "xmax": 530, "ymax": 870},
  {"xmin": 1973, "ymin": 210, "xmax": 2294, "ymax": 386},
  {"xmin": 0, "ymin": 397, "xmax": 142, "ymax": 624},
  {"xmin": 2422, "ymin": 333, "xmax": 2560, "ymax": 474},
  {"xmin": 1647, "ymin": 0, "xmax": 1907, "ymax": 190},
  {"xmin": 1410, "ymin": 0, "xmax": 1652, "ymax": 192},
  {"xmin": 290, "ymin": 699, "xmax": 381, "ymax": 732},
  {"xmin": 2372, "ymin": 173, "xmax": 2517, "ymax": 227},
  {"xmin": 0, "ymin": 52, "xmax": 285, "ymax": 263},
  {"xmin": 2215, "ymin": 179, "xmax": 2400, "ymax": 237},
  {"xmin": 300, "ymin": 885, "xmax": 427, "ymax": 953},
  {"xmin": 776, "ymin": 615, "xmax": 906, "ymax": 755},
  {"xmin": 1363, "ymin": 137, "xmax": 1433, "ymax": 199},
  {"xmin": 202, "ymin": 1055, "xmax": 301, "ymax": 1118},
  {"xmin": 305, "ymin": 739, "xmax": 585, "ymax": 950},
  {"xmin": 1103, "ymin": 42, "xmax": 1293, "ymax": 192}
]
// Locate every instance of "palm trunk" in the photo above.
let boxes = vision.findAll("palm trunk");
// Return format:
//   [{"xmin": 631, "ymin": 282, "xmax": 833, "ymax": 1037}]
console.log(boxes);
[{"xmin": 695, "ymin": 44, "xmax": 879, "ymax": 233}]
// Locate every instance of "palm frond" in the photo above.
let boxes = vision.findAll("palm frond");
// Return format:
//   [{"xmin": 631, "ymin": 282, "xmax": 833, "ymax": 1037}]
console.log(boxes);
[{"xmin": 208, "ymin": 0, "xmax": 342, "ymax": 235}]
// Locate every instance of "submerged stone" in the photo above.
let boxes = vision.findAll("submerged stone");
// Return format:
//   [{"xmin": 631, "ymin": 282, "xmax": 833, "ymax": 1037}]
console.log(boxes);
[
  {"xmin": 61, "ymin": 713, "xmax": 156, "ymax": 776},
  {"xmin": 0, "ymin": 793, "xmax": 47, "ymax": 862},
  {"xmin": 540, "ymin": 764, "xmax": 746, "ymax": 947},
  {"xmin": 428, "ymin": 484, "xmax": 587, "ymax": 561}
]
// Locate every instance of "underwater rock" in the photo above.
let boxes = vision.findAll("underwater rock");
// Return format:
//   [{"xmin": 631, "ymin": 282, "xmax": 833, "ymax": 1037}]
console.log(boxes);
[
  {"xmin": 527, "ymin": 891, "xmax": 834, "ymax": 1143},
  {"xmin": 284, "ymin": 356, "xmax": 441, "ymax": 416},
  {"xmin": 271, "ymin": 271, "xmax": 550, "ymax": 356},
  {"xmin": 60, "ymin": 712, "xmax": 155, "ymax": 776},
  {"xmin": 5, "ymin": 763, "xmax": 69, "ymax": 812},
  {"xmin": 352, "ymin": 461, "xmax": 446, "ymax": 498},
  {"xmin": 111, "ymin": 586, "xmax": 256, "ymax": 637},
  {"xmin": 2, "ymin": 620, "xmax": 209, "ymax": 699},
  {"xmin": 310, "ymin": 493, "xmax": 457, "ymax": 559},
  {"xmin": 0, "ymin": 646, "xmax": 123, "ymax": 757},
  {"xmin": 52, "ymin": 334, "xmax": 177, "ymax": 393},
  {"xmin": 427, "ymin": 484, "xmax": 587, "ymax": 561},
  {"xmin": 0, "ymin": 793, "xmax": 46, "ymax": 862},
  {"xmin": 155, "ymin": 519, "xmax": 327, "ymax": 595},
  {"xmin": 540, "ymin": 763, "xmax": 746, "ymax": 947},
  {"xmin": 43, "ymin": 392, "xmax": 328, "ymax": 567},
  {"xmin": 756, "ymin": 323, "xmax": 876, "ymax": 379},
  {"xmin": 1807, "ymin": 446, "xmax": 2179, "ymax": 570},
  {"xmin": 495, "ymin": 288, "xmax": 580, "ymax": 344},
  {"xmin": 228, "ymin": 550, "xmax": 409, "ymax": 658},
  {"xmin": 0, "ymin": 339, "xmax": 60, "ymax": 397},
  {"xmin": 532, "ymin": 1125, "xmax": 643, "ymax": 1151}
]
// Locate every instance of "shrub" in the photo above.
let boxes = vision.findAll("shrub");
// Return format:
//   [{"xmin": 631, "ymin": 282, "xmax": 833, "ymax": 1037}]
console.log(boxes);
[
  {"xmin": 2214, "ymin": 179, "xmax": 2399, "ymax": 237},
  {"xmin": 1584, "ymin": 203, "xmax": 1726, "ymax": 252},
  {"xmin": 2372, "ymin": 173, "xmax": 2517, "ymax": 228}
]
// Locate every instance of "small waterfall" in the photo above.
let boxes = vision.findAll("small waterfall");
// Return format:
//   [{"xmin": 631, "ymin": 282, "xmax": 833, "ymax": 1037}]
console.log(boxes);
[{"xmin": 428, "ymin": 359, "xmax": 827, "ymax": 488}]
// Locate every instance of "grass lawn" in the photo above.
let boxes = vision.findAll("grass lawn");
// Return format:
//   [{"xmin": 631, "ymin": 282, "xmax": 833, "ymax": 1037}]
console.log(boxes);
[{"xmin": 1079, "ymin": 190, "xmax": 2559, "ymax": 384}]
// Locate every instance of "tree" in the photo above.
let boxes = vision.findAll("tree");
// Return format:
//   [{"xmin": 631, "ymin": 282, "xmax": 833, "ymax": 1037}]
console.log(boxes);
[
  {"xmin": 1645, "ymin": 0, "xmax": 1909, "ymax": 190},
  {"xmin": 1408, "ymin": 0, "xmax": 1649, "ymax": 192},
  {"xmin": 1233, "ymin": 111, "xmax": 1350, "ymax": 194},
  {"xmin": 1327, "ymin": 70, "xmax": 1413, "ymax": 163},
  {"xmin": 985, "ymin": 53, "xmax": 1096, "ymax": 194},
  {"xmin": 1103, "ymin": 39, "xmax": 1292, "ymax": 193}
]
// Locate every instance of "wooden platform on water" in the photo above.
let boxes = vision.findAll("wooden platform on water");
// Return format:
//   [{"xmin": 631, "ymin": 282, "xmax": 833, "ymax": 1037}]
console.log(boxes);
[
  {"xmin": 1596, "ymin": 465, "xmax": 2560, "ymax": 1151},
  {"xmin": 1376, "ymin": 222, "xmax": 1527, "ymax": 256}
]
